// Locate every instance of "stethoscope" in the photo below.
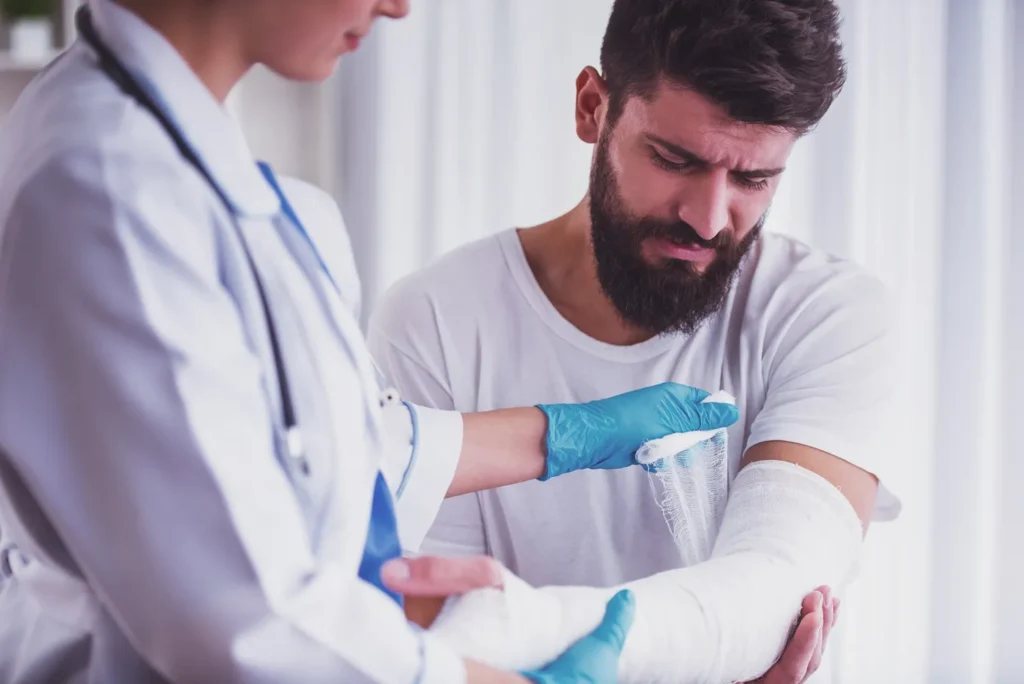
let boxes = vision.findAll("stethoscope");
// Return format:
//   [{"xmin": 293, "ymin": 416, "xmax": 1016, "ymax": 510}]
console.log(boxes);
[{"xmin": 75, "ymin": 6, "xmax": 310, "ymax": 475}]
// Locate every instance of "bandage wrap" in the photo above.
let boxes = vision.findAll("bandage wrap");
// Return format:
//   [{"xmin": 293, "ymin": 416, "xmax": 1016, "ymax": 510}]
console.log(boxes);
[
  {"xmin": 429, "ymin": 461, "xmax": 863, "ymax": 683},
  {"xmin": 635, "ymin": 391, "xmax": 735, "ymax": 566}
]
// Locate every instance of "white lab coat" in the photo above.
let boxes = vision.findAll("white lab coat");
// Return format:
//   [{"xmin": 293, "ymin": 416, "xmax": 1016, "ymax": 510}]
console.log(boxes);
[{"xmin": 0, "ymin": 1, "xmax": 465, "ymax": 682}]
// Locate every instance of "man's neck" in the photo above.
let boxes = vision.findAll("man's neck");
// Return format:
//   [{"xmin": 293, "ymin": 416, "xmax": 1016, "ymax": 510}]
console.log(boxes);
[
  {"xmin": 117, "ymin": 0, "xmax": 250, "ymax": 101},
  {"xmin": 518, "ymin": 200, "xmax": 657, "ymax": 346}
]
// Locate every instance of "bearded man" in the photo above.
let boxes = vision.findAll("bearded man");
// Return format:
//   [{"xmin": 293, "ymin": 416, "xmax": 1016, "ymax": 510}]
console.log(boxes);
[{"xmin": 369, "ymin": 1, "xmax": 900, "ymax": 681}]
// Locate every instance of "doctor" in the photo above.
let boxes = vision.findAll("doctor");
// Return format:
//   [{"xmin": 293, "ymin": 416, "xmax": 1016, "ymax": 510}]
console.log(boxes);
[{"xmin": 0, "ymin": 1, "xmax": 740, "ymax": 682}]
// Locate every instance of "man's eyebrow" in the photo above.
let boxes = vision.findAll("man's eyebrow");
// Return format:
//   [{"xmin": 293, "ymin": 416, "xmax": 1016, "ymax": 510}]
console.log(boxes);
[
  {"xmin": 645, "ymin": 134, "xmax": 786, "ymax": 177},
  {"xmin": 734, "ymin": 166, "xmax": 786, "ymax": 178},
  {"xmin": 646, "ymin": 135, "xmax": 709, "ymax": 166}
]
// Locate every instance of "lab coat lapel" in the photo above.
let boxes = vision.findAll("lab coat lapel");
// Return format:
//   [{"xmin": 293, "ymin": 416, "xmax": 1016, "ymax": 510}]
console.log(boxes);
[
  {"xmin": 268, "ymin": 213, "xmax": 386, "ymax": 452},
  {"xmin": 87, "ymin": 0, "xmax": 278, "ymax": 218}
]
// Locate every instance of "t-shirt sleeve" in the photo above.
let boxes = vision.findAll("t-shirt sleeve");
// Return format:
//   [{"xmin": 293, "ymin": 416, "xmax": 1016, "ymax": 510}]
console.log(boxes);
[
  {"xmin": 746, "ymin": 272, "xmax": 901, "ymax": 520},
  {"xmin": 367, "ymin": 287, "xmax": 489, "ymax": 557}
]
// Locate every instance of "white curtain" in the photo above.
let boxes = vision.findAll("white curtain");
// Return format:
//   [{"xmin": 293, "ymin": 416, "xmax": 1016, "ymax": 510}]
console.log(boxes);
[
  {"xmin": 333, "ymin": 0, "xmax": 613, "ymax": 320},
  {"xmin": 332, "ymin": 0, "xmax": 1023, "ymax": 681}
]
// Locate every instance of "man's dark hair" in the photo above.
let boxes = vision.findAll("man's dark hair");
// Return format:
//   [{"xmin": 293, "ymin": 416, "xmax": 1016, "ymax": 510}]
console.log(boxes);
[{"xmin": 599, "ymin": 0, "xmax": 846, "ymax": 133}]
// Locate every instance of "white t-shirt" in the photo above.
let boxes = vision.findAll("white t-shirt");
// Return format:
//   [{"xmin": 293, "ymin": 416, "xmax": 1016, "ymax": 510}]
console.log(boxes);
[{"xmin": 367, "ymin": 228, "xmax": 900, "ymax": 589}]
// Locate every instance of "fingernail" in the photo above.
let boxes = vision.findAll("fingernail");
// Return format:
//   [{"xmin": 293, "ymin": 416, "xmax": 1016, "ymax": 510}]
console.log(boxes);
[{"xmin": 382, "ymin": 559, "xmax": 410, "ymax": 581}]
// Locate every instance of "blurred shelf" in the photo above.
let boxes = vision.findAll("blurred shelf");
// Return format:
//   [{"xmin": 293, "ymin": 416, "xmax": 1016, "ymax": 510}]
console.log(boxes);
[
  {"xmin": 0, "ymin": 50, "xmax": 60, "ymax": 71},
  {"xmin": 0, "ymin": 0, "xmax": 81, "ymax": 73}
]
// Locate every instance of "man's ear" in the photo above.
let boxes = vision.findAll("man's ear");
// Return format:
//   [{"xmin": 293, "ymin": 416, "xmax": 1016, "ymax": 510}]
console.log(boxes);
[{"xmin": 575, "ymin": 66, "xmax": 609, "ymax": 145}]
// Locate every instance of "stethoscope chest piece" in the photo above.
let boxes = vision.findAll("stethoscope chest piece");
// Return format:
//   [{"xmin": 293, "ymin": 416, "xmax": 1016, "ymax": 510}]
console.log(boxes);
[{"xmin": 285, "ymin": 427, "xmax": 309, "ymax": 476}]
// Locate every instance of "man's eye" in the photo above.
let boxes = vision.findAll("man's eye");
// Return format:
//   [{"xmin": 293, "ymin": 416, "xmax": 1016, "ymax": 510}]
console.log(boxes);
[
  {"xmin": 736, "ymin": 176, "xmax": 769, "ymax": 191},
  {"xmin": 651, "ymin": 150, "xmax": 689, "ymax": 171}
]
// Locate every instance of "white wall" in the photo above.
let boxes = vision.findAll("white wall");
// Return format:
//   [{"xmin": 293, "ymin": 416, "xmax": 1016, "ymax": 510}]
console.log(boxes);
[
  {"xmin": 332, "ymin": 0, "xmax": 617, "ymax": 320},
  {"xmin": 231, "ymin": 68, "xmax": 337, "ymax": 190}
]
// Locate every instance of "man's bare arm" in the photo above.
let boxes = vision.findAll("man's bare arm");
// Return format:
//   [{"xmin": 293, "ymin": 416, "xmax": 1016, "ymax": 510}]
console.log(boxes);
[{"xmin": 743, "ymin": 440, "xmax": 878, "ymax": 531}]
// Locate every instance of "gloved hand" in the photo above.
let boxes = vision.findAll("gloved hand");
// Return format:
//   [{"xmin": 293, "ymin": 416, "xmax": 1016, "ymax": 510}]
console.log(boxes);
[
  {"xmin": 538, "ymin": 382, "xmax": 739, "ymax": 480},
  {"xmin": 520, "ymin": 589, "xmax": 635, "ymax": 684}
]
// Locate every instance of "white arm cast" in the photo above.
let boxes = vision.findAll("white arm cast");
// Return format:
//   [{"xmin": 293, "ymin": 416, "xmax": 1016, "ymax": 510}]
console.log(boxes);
[{"xmin": 428, "ymin": 460, "xmax": 864, "ymax": 683}]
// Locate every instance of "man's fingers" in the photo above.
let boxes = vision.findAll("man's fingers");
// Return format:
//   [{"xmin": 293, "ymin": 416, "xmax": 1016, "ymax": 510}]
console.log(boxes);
[
  {"xmin": 748, "ymin": 589, "xmax": 835, "ymax": 684},
  {"xmin": 820, "ymin": 587, "xmax": 836, "ymax": 647},
  {"xmin": 803, "ymin": 590, "xmax": 820, "ymax": 617},
  {"xmin": 811, "ymin": 586, "xmax": 841, "ymax": 680},
  {"xmin": 381, "ymin": 556, "xmax": 503, "ymax": 597},
  {"xmin": 794, "ymin": 610, "xmax": 824, "ymax": 683},
  {"xmin": 805, "ymin": 590, "xmax": 827, "ymax": 677},
  {"xmin": 762, "ymin": 592, "xmax": 823, "ymax": 684},
  {"xmin": 587, "ymin": 589, "xmax": 636, "ymax": 653},
  {"xmin": 806, "ymin": 608, "xmax": 825, "ymax": 678}
]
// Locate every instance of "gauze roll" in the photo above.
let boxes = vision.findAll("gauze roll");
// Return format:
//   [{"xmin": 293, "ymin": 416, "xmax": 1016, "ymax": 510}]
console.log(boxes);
[
  {"xmin": 428, "ymin": 461, "xmax": 863, "ymax": 683},
  {"xmin": 635, "ymin": 390, "xmax": 735, "ymax": 566}
]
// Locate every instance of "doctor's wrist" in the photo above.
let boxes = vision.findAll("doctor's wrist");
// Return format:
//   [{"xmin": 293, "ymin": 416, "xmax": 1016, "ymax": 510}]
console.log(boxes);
[
  {"xmin": 452, "ymin": 408, "xmax": 547, "ymax": 496},
  {"xmin": 464, "ymin": 658, "xmax": 534, "ymax": 684}
]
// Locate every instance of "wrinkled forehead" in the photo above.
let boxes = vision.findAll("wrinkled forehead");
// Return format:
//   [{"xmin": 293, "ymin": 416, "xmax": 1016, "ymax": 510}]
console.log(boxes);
[{"xmin": 611, "ymin": 81, "xmax": 799, "ymax": 172}]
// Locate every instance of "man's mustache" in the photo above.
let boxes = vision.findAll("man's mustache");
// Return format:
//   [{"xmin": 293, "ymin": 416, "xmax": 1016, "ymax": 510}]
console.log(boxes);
[{"xmin": 636, "ymin": 219, "xmax": 731, "ymax": 251}]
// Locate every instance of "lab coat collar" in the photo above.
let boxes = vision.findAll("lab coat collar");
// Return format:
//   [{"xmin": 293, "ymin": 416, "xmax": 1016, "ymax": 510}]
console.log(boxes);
[{"xmin": 86, "ymin": 0, "xmax": 280, "ymax": 218}]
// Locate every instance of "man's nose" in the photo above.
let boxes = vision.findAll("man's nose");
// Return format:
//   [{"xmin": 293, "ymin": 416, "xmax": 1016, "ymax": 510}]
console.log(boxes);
[{"xmin": 677, "ymin": 169, "xmax": 730, "ymax": 241}]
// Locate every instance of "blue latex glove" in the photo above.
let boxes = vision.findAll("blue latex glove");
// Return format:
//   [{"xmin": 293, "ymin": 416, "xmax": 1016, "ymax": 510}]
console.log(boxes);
[
  {"xmin": 538, "ymin": 382, "xmax": 740, "ymax": 480},
  {"xmin": 521, "ymin": 589, "xmax": 636, "ymax": 684}
]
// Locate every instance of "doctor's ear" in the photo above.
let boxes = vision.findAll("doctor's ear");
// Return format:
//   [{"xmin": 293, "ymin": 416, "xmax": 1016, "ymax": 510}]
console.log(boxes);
[{"xmin": 575, "ymin": 66, "xmax": 609, "ymax": 145}]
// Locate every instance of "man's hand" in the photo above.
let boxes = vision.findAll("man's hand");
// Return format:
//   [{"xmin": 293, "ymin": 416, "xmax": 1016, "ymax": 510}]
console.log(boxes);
[
  {"xmin": 382, "ymin": 556, "xmax": 504, "ymax": 628},
  {"xmin": 745, "ymin": 586, "xmax": 840, "ymax": 684}
]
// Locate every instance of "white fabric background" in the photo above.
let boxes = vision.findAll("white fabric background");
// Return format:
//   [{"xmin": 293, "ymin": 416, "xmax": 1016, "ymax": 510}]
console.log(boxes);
[{"xmin": 329, "ymin": 1, "xmax": 1023, "ymax": 681}]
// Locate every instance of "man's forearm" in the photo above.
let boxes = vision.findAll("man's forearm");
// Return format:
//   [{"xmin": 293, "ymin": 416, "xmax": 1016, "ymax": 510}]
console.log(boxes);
[
  {"xmin": 449, "ymin": 408, "xmax": 547, "ymax": 497},
  {"xmin": 427, "ymin": 460, "xmax": 864, "ymax": 682}
]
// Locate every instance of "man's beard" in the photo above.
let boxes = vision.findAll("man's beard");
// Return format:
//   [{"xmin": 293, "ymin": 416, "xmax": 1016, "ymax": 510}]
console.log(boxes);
[{"xmin": 588, "ymin": 140, "xmax": 762, "ymax": 336}]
